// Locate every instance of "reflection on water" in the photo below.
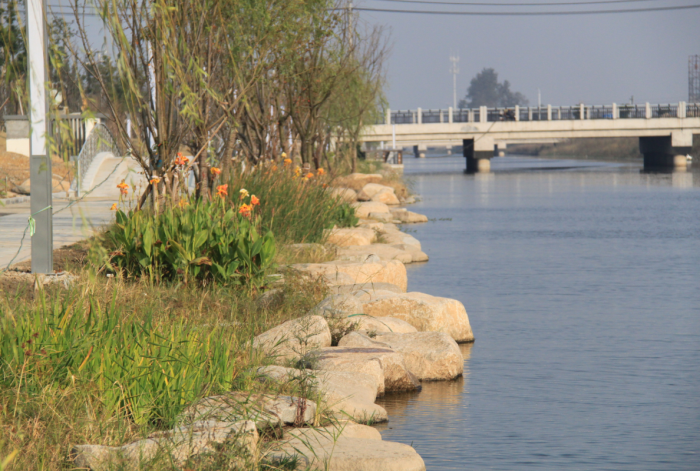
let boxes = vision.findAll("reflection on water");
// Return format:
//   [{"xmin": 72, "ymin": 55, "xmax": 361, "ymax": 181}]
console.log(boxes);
[{"xmin": 379, "ymin": 156, "xmax": 700, "ymax": 470}]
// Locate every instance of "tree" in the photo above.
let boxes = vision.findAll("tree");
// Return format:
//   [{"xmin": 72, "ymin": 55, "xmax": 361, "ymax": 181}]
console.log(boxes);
[
  {"xmin": 458, "ymin": 68, "xmax": 528, "ymax": 108},
  {"xmin": 0, "ymin": 0, "xmax": 26, "ymax": 116}
]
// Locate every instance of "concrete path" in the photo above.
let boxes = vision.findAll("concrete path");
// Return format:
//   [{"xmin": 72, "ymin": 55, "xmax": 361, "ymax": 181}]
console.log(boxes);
[{"xmin": 0, "ymin": 196, "xmax": 117, "ymax": 270}]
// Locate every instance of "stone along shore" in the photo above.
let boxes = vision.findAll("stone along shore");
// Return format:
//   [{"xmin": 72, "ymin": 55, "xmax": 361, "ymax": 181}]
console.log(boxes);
[{"xmin": 72, "ymin": 173, "xmax": 474, "ymax": 471}]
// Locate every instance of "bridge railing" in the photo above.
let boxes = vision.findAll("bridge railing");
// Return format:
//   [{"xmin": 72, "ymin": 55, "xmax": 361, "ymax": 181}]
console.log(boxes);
[{"xmin": 379, "ymin": 102, "xmax": 698, "ymax": 125}]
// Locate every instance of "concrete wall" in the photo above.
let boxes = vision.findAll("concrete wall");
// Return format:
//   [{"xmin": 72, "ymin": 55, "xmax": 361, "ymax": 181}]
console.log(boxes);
[{"xmin": 4, "ymin": 115, "xmax": 30, "ymax": 157}]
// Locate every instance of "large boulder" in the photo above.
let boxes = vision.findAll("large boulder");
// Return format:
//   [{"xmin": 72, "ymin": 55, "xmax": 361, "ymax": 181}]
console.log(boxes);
[
  {"xmin": 256, "ymin": 366, "xmax": 388, "ymax": 423},
  {"xmin": 326, "ymin": 227, "xmax": 376, "ymax": 247},
  {"xmin": 360, "ymin": 292, "xmax": 474, "ymax": 342},
  {"xmin": 330, "ymin": 282, "xmax": 404, "ymax": 296},
  {"xmin": 177, "ymin": 391, "xmax": 316, "ymax": 429},
  {"xmin": 391, "ymin": 243, "xmax": 429, "ymax": 262},
  {"xmin": 372, "ymin": 190, "xmax": 400, "ymax": 206},
  {"xmin": 310, "ymin": 294, "xmax": 364, "ymax": 318},
  {"xmin": 72, "ymin": 420, "xmax": 257, "ymax": 470},
  {"xmin": 291, "ymin": 260, "xmax": 407, "ymax": 292},
  {"xmin": 335, "ymin": 244, "xmax": 427, "ymax": 264},
  {"xmin": 390, "ymin": 208, "xmax": 428, "ymax": 223},
  {"xmin": 377, "ymin": 227, "xmax": 422, "ymax": 250},
  {"xmin": 356, "ymin": 183, "xmax": 394, "ymax": 200},
  {"xmin": 331, "ymin": 187, "xmax": 358, "ymax": 203},
  {"xmin": 372, "ymin": 332, "xmax": 464, "ymax": 381},
  {"xmin": 314, "ymin": 346, "xmax": 420, "ymax": 393},
  {"xmin": 266, "ymin": 430, "xmax": 425, "ymax": 471},
  {"xmin": 286, "ymin": 421, "xmax": 382, "ymax": 441},
  {"xmin": 335, "ymin": 244, "xmax": 412, "ymax": 264},
  {"xmin": 367, "ymin": 212, "xmax": 398, "ymax": 223},
  {"xmin": 350, "ymin": 316, "xmax": 418, "ymax": 334},
  {"xmin": 252, "ymin": 315, "xmax": 332, "ymax": 362},
  {"xmin": 353, "ymin": 201, "xmax": 390, "ymax": 218}
]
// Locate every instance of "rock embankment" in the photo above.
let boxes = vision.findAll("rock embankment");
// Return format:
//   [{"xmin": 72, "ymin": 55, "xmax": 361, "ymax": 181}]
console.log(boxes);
[{"xmin": 72, "ymin": 172, "xmax": 471, "ymax": 470}]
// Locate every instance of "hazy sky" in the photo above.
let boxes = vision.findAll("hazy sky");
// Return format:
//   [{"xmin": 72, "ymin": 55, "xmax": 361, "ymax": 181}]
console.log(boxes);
[{"xmin": 353, "ymin": 0, "xmax": 700, "ymax": 110}]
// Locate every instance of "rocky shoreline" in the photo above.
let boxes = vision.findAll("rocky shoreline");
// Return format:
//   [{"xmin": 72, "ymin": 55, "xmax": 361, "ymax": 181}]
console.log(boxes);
[{"xmin": 72, "ymin": 172, "xmax": 474, "ymax": 470}]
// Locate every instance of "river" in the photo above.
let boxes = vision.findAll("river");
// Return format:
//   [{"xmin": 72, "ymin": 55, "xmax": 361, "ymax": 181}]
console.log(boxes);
[{"xmin": 374, "ymin": 155, "xmax": 700, "ymax": 470}]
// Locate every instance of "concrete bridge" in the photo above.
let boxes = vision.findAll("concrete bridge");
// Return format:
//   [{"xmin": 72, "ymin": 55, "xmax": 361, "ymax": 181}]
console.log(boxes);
[{"xmin": 360, "ymin": 102, "xmax": 700, "ymax": 171}]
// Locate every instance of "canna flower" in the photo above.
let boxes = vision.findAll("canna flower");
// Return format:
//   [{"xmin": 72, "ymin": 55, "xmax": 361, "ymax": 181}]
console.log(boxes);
[
  {"xmin": 110, "ymin": 203, "xmax": 118, "ymax": 210},
  {"xmin": 294, "ymin": 167, "xmax": 301, "ymax": 177},
  {"xmin": 322, "ymin": 183, "xmax": 328, "ymax": 188},
  {"xmin": 239, "ymin": 188, "xmax": 249, "ymax": 199},
  {"xmin": 238, "ymin": 203, "xmax": 253, "ymax": 217},
  {"xmin": 116, "ymin": 181, "xmax": 129, "ymax": 195},
  {"xmin": 284, "ymin": 158, "xmax": 292, "ymax": 166},
  {"xmin": 281, "ymin": 152, "xmax": 287, "ymax": 158},
  {"xmin": 210, "ymin": 167, "xmax": 221, "ymax": 176},
  {"xmin": 251, "ymin": 195, "xmax": 260, "ymax": 206},
  {"xmin": 305, "ymin": 172, "xmax": 314, "ymax": 179},
  {"xmin": 216, "ymin": 184, "xmax": 228, "ymax": 197},
  {"xmin": 178, "ymin": 197, "xmax": 189, "ymax": 208},
  {"xmin": 150, "ymin": 177, "xmax": 161, "ymax": 185},
  {"xmin": 174, "ymin": 153, "xmax": 189, "ymax": 166},
  {"xmin": 317, "ymin": 168, "xmax": 325, "ymax": 175},
  {"xmin": 271, "ymin": 165, "xmax": 278, "ymax": 171}
]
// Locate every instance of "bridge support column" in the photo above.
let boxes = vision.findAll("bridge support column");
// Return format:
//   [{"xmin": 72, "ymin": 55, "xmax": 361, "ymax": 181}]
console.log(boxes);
[
  {"xmin": 413, "ymin": 144, "xmax": 427, "ymax": 159},
  {"xmin": 640, "ymin": 133, "xmax": 692, "ymax": 169},
  {"xmin": 495, "ymin": 141, "xmax": 507, "ymax": 157},
  {"xmin": 463, "ymin": 137, "xmax": 493, "ymax": 172}
]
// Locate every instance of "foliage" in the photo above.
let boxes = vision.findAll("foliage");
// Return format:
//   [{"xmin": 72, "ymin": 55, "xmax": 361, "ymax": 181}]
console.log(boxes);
[
  {"xmin": 0, "ymin": 0, "xmax": 26, "ymax": 116},
  {"xmin": 0, "ymin": 289, "xmax": 237, "ymax": 428},
  {"xmin": 105, "ymin": 195, "xmax": 276, "ymax": 287},
  {"xmin": 458, "ymin": 67, "xmax": 529, "ymax": 108},
  {"xmin": 224, "ymin": 163, "xmax": 357, "ymax": 244}
]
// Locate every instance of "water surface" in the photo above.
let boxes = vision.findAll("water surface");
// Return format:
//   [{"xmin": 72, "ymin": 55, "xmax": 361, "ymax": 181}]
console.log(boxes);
[{"xmin": 375, "ymin": 155, "xmax": 700, "ymax": 470}]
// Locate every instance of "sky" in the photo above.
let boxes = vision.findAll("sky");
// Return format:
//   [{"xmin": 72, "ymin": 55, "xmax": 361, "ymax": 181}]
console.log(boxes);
[{"xmin": 352, "ymin": 0, "xmax": 700, "ymax": 110}]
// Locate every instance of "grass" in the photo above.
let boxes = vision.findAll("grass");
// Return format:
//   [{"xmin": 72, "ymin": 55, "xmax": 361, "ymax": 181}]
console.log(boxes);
[{"xmin": 0, "ymin": 245, "xmax": 331, "ymax": 470}]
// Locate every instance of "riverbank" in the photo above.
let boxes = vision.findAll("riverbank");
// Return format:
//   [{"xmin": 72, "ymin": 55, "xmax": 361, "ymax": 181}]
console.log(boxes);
[{"xmin": 0, "ymin": 169, "xmax": 474, "ymax": 470}]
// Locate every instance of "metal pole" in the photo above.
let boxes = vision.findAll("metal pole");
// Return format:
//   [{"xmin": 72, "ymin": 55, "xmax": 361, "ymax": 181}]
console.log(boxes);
[{"xmin": 28, "ymin": 0, "xmax": 53, "ymax": 274}]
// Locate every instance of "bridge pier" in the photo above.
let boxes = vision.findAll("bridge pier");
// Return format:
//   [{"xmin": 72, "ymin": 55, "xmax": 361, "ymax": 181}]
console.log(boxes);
[
  {"xmin": 413, "ymin": 144, "xmax": 427, "ymax": 158},
  {"xmin": 495, "ymin": 141, "xmax": 507, "ymax": 157},
  {"xmin": 463, "ymin": 138, "xmax": 493, "ymax": 172},
  {"xmin": 640, "ymin": 133, "xmax": 692, "ymax": 170}
]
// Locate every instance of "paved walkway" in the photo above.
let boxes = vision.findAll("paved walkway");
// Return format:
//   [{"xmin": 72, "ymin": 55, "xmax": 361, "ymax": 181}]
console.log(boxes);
[{"xmin": 0, "ymin": 196, "xmax": 117, "ymax": 270}]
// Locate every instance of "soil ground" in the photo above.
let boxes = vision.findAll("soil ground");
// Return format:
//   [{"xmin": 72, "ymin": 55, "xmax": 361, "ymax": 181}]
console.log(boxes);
[{"xmin": 0, "ymin": 131, "xmax": 73, "ymax": 197}]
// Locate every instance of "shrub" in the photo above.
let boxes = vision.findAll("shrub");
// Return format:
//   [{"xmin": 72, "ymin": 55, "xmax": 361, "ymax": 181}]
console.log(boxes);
[
  {"xmin": 224, "ymin": 164, "xmax": 357, "ymax": 244},
  {"xmin": 105, "ymin": 195, "xmax": 276, "ymax": 287}
]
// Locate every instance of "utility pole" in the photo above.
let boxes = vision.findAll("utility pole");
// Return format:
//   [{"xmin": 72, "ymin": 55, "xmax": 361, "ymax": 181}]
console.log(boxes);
[
  {"xmin": 450, "ymin": 54, "xmax": 459, "ymax": 109},
  {"xmin": 347, "ymin": 1, "xmax": 354, "ymax": 50},
  {"xmin": 28, "ymin": 0, "xmax": 53, "ymax": 274}
]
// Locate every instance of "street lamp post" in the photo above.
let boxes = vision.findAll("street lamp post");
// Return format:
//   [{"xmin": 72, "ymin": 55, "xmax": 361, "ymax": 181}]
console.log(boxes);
[{"xmin": 28, "ymin": 0, "xmax": 53, "ymax": 274}]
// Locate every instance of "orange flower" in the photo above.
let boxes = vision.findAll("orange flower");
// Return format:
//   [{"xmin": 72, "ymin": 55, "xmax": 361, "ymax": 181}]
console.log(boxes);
[
  {"xmin": 210, "ymin": 167, "xmax": 221, "ymax": 176},
  {"xmin": 174, "ymin": 153, "xmax": 189, "ymax": 166},
  {"xmin": 322, "ymin": 183, "xmax": 328, "ymax": 188},
  {"xmin": 116, "ymin": 181, "xmax": 129, "ymax": 195},
  {"xmin": 238, "ymin": 203, "xmax": 253, "ymax": 217},
  {"xmin": 251, "ymin": 195, "xmax": 260, "ymax": 206},
  {"xmin": 216, "ymin": 184, "xmax": 228, "ymax": 197},
  {"xmin": 294, "ymin": 167, "xmax": 301, "ymax": 177},
  {"xmin": 178, "ymin": 197, "xmax": 189, "ymax": 208},
  {"xmin": 284, "ymin": 158, "xmax": 292, "ymax": 166},
  {"xmin": 271, "ymin": 165, "xmax": 278, "ymax": 171},
  {"xmin": 317, "ymin": 168, "xmax": 325, "ymax": 175},
  {"xmin": 239, "ymin": 188, "xmax": 249, "ymax": 199},
  {"xmin": 150, "ymin": 177, "xmax": 161, "ymax": 185},
  {"xmin": 110, "ymin": 203, "xmax": 118, "ymax": 211},
  {"xmin": 305, "ymin": 172, "xmax": 314, "ymax": 179}
]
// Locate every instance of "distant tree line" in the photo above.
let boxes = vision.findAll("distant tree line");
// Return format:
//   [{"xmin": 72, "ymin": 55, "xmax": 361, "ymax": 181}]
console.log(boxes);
[{"xmin": 458, "ymin": 68, "xmax": 528, "ymax": 109}]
